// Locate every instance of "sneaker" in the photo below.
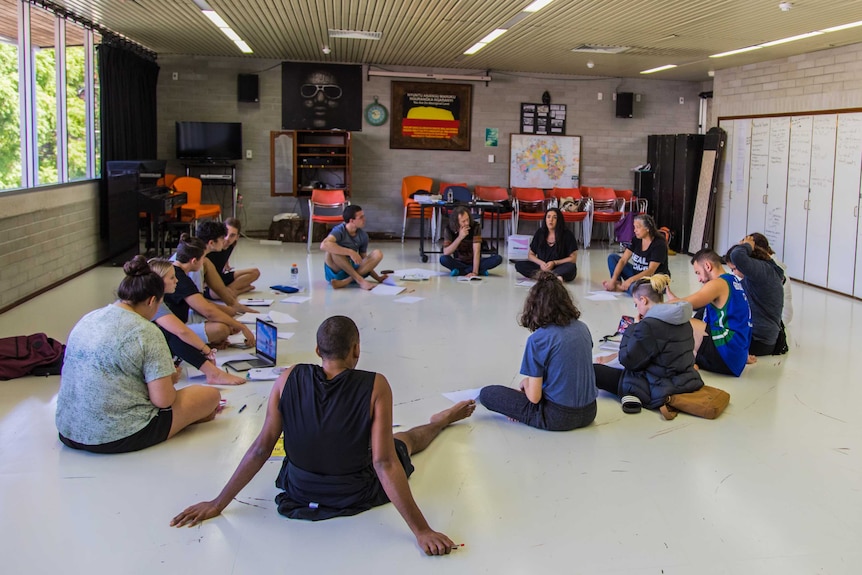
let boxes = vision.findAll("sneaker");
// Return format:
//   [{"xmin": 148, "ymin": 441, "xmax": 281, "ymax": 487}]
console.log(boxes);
[
  {"xmin": 621, "ymin": 395, "xmax": 642, "ymax": 414},
  {"xmin": 481, "ymin": 270, "xmax": 489, "ymax": 276},
  {"xmin": 450, "ymin": 269, "xmax": 460, "ymax": 277}
]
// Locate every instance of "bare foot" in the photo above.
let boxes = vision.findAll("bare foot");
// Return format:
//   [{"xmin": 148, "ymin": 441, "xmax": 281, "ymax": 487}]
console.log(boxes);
[
  {"xmin": 358, "ymin": 279, "xmax": 375, "ymax": 291},
  {"xmin": 747, "ymin": 354, "xmax": 758, "ymax": 364},
  {"xmin": 376, "ymin": 273, "xmax": 390, "ymax": 284},
  {"xmin": 430, "ymin": 400, "xmax": 476, "ymax": 426},
  {"xmin": 206, "ymin": 370, "xmax": 246, "ymax": 386},
  {"xmin": 331, "ymin": 277, "xmax": 354, "ymax": 289}
]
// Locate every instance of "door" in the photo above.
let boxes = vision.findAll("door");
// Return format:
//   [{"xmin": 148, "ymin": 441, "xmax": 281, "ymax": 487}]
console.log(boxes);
[
  {"xmin": 828, "ymin": 113, "xmax": 862, "ymax": 295},
  {"xmin": 747, "ymin": 118, "xmax": 770, "ymax": 234},
  {"xmin": 805, "ymin": 114, "xmax": 837, "ymax": 288},
  {"xmin": 764, "ymin": 117, "xmax": 790, "ymax": 260},
  {"xmin": 727, "ymin": 119, "xmax": 752, "ymax": 247},
  {"xmin": 784, "ymin": 116, "xmax": 813, "ymax": 281}
]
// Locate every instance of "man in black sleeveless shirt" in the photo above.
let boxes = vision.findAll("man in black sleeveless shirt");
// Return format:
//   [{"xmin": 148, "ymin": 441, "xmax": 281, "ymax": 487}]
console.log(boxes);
[{"xmin": 172, "ymin": 316, "xmax": 476, "ymax": 556}]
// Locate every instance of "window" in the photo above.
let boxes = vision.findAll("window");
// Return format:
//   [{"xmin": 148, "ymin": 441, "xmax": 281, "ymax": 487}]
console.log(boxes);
[
  {"xmin": 66, "ymin": 22, "xmax": 86, "ymax": 180},
  {"xmin": 31, "ymin": 5, "xmax": 58, "ymax": 185},
  {"xmin": 0, "ymin": 4, "xmax": 21, "ymax": 191}
]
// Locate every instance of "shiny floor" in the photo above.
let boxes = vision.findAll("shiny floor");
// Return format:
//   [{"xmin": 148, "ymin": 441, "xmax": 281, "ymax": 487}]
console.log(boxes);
[{"xmin": 1, "ymin": 238, "xmax": 860, "ymax": 574}]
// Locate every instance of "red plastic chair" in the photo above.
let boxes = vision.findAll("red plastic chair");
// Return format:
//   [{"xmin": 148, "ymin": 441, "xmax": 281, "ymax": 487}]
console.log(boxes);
[
  {"xmin": 587, "ymin": 187, "xmax": 625, "ymax": 245},
  {"xmin": 512, "ymin": 187, "xmax": 548, "ymax": 234},
  {"xmin": 474, "ymin": 185, "xmax": 513, "ymax": 238},
  {"xmin": 307, "ymin": 189, "xmax": 349, "ymax": 252},
  {"xmin": 400, "ymin": 175, "xmax": 434, "ymax": 242},
  {"xmin": 550, "ymin": 187, "xmax": 589, "ymax": 246},
  {"xmin": 614, "ymin": 189, "xmax": 647, "ymax": 214}
]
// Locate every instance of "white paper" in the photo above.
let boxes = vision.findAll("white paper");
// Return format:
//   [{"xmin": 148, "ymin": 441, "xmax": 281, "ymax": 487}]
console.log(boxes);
[
  {"xmin": 248, "ymin": 366, "xmax": 289, "ymax": 380},
  {"xmin": 442, "ymin": 388, "xmax": 483, "ymax": 403},
  {"xmin": 277, "ymin": 332, "xmax": 295, "ymax": 340},
  {"xmin": 584, "ymin": 293, "xmax": 621, "ymax": 301},
  {"xmin": 392, "ymin": 268, "xmax": 447, "ymax": 278},
  {"xmin": 516, "ymin": 278, "xmax": 537, "ymax": 288},
  {"xmin": 457, "ymin": 276, "xmax": 482, "ymax": 282},
  {"xmin": 215, "ymin": 352, "xmax": 256, "ymax": 367},
  {"xmin": 237, "ymin": 312, "xmax": 267, "ymax": 324},
  {"xmin": 381, "ymin": 277, "xmax": 398, "ymax": 286},
  {"xmin": 394, "ymin": 296, "xmax": 424, "ymax": 304},
  {"xmin": 280, "ymin": 295, "xmax": 311, "ymax": 304},
  {"xmin": 239, "ymin": 298, "xmax": 273, "ymax": 306},
  {"xmin": 268, "ymin": 310, "xmax": 299, "ymax": 324},
  {"xmin": 370, "ymin": 284, "xmax": 405, "ymax": 296},
  {"xmin": 227, "ymin": 333, "xmax": 253, "ymax": 347}
]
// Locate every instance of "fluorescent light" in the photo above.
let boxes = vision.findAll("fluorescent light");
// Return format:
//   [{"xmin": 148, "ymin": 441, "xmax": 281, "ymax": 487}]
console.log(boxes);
[
  {"xmin": 760, "ymin": 31, "xmax": 823, "ymax": 47},
  {"xmin": 710, "ymin": 45, "xmax": 762, "ymax": 58},
  {"xmin": 368, "ymin": 70, "xmax": 491, "ymax": 82},
  {"xmin": 464, "ymin": 42, "xmax": 486, "ymax": 55},
  {"xmin": 202, "ymin": 10, "xmax": 228, "ymax": 28},
  {"xmin": 479, "ymin": 29, "xmax": 508, "ymax": 43},
  {"xmin": 234, "ymin": 40, "xmax": 253, "ymax": 54},
  {"xmin": 821, "ymin": 20, "xmax": 862, "ymax": 33},
  {"xmin": 328, "ymin": 29, "xmax": 383, "ymax": 40},
  {"xmin": 640, "ymin": 64, "xmax": 677, "ymax": 74},
  {"xmin": 222, "ymin": 28, "xmax": 242, "ymax": 42},
  {"xmin": 523, "ymin": 0, "xmax": 554, "ymax": 12}
]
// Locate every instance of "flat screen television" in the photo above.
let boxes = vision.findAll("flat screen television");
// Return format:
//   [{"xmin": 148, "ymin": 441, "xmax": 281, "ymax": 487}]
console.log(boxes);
[{"xmin": 176, "ymin": 121, "xmax": 242, "ymax": 161}]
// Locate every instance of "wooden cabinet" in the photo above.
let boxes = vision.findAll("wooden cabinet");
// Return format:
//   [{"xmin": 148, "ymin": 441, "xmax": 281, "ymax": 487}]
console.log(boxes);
[{"xmin": 270, "ymin": 130, "xmax": 351, "ymax": 197}]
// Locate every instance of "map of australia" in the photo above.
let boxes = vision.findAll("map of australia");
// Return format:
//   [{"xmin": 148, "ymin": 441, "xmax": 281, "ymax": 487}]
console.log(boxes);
[{"xmin": 510, "ymin": 135, "xmax": 580, "ymax": 188}]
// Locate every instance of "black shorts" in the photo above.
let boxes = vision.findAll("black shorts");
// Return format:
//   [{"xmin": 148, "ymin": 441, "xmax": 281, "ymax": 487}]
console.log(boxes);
[
  {"xmin": 59, "ymin": 408, "xmax": 173, "ymax": 454},
  {"xmin": 695, "ymin": 335, "xmax": 735, "ymax": 376},
  {"xmin": 221, "ymin": 270, "xmax": 236, "ymax": 285}
]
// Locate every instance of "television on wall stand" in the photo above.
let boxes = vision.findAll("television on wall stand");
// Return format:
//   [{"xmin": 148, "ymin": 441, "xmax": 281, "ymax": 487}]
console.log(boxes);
[{"xmin": 176, "ymin": 122, "xmax": 243, "ymax": 162}]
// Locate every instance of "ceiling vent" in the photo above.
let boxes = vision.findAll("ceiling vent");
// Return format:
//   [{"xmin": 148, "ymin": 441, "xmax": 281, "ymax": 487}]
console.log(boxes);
[
  {"xmin": 571, "ymin": 44, "xmax": 630, "ymax": 54},
  {"xmin": 328, "ymin": 29, "xmax": 382, "ymax": 40}
]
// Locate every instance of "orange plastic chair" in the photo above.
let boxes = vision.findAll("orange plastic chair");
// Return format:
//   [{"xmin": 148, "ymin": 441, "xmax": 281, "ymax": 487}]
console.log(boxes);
[
  {"xmin": 511, "ymin": 187, "xmax": 548, "ymax": 234},
  {"xmin": 307, "ymin": 189, "xmax": 349, "ymax": 252},
  {"xmin": 588, "ymin": 187, "xmax": 625, "ymax": 244},
  {"xmin": 550, "ymin": 187, "xmax": 589, "ymax": 246},
  {"xmin": 172, "ymin": 176, "xmax": 222, "ymax": 227},
  {"xmin": 400, "ymin": 175, "xmax": 434, "ymax": 243},
  {"xmin": 474, "ymin": 185, "xmax": 512, "ymax": 238}
]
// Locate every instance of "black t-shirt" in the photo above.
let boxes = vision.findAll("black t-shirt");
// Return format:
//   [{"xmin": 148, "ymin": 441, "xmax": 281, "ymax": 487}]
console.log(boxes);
[
  {"xmin": 443, "ymin": 220, "xmax": 482, "ymax": 262},
  {"xmin": 206, "ymin": 243, "xmax": 234, "ymax": 278},
  {"xmin": 530, "ymin": 228, "xmax": 578, "ymax": 262},
  {"xmin": 627, "ymin": 236, "xmax": 670, "ymax": 276},
  {"xmin": 163, "ymin": 265, "xmax": 199, "ymax": 323}
]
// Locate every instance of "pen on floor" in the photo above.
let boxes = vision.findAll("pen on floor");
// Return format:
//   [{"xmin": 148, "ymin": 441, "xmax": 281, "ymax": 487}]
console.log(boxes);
[
  {"xmin": 451, "ymin": 543, "xmax": 465, "ymax": 549},
  {"xmin": 238, "ymin": 404, "xmax": 247, "ymax": 413}
]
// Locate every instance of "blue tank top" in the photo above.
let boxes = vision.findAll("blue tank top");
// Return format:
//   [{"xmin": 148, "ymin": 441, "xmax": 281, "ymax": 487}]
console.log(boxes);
[{"xmin": 705, "ymin": 274, "xmax": 752, "ymax": 376}]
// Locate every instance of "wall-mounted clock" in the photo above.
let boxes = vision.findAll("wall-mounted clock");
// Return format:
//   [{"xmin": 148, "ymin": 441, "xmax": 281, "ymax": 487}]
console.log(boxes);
[{"xmin": 364, "ymin": 96, "xmax": 389, "ymax": 126}]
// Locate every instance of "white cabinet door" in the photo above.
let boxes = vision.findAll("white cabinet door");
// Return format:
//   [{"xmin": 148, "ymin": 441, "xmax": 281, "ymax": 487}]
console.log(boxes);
[
  {"xmin": 728, "ymin": 119, "xmax": 752, "ymax": 247},
  {"xmin": 714, "ymin": 120, "xmax": 734, "ymax": 255},
  {"xmin": 805, "ymin": 114, "xmax": 837, "ymax": 288},
  {"xmin": 828, "ymin": 113, "xmax": 862, "ymax": 295},
  {"xmin": 765, "ymin": 117, "xmax": 791, "ymax": 260},
  {"xmin": 747, "ymin": 118, "xmax": 770, "ymax": 233},
  {"xmin": 784, "ymin": 116, "xmax": 813, "ymax": 281}
]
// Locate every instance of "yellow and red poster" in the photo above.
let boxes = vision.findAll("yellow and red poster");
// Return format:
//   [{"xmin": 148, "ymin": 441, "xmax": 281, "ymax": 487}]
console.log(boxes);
[{"xmin": 390, "ymin": 82, "xmax": 472, "ymax": 151}]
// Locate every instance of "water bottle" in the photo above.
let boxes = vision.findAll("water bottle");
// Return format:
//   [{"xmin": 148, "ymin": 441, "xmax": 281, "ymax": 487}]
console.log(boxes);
[{"xmin": 289, "ymin": 263, "xmax": 299, "ymax": 287}]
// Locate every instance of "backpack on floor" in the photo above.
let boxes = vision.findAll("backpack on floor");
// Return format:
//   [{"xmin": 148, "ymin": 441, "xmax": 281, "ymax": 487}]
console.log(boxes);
[{"xmin": 0, "ymin": 334, "xmax": 66, "ymax": 380}]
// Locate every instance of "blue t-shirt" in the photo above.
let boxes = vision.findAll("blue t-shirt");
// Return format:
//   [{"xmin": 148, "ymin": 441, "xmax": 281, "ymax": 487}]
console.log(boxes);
[
  {"xmin": 704, "ymin": 273, "xmax": 753, "ymax": 376},
  {"xmin": 329, "ymin": 223, "xmax": 368, "ymax": 255},
  {"xmin": 520, "ymin": 320, "xmax": 597, "ymax": 408}
]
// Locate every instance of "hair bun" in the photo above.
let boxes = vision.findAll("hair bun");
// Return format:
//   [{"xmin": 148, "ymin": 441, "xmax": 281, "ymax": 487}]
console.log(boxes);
[{"xmin": 123, "ymin": 254, "xmax": 151, "ymax": 277}]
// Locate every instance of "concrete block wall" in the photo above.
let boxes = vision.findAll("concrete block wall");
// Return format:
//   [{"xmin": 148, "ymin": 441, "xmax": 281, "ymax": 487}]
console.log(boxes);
[
  {"xmin": 713, "ymin": 41, "xmax": 862, "ymax": 120},
  {"xmin": 157, "ymin": 56, "xmax": 702, "ymax": 236},
  {"xmin": 0, "ymin": 181, "xmax": 102, "ymax": 310}
]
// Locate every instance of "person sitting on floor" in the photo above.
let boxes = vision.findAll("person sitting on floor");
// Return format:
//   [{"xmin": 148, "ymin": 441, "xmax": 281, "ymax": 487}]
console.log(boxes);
[
  {"xmin": 206, "ymin": 217, "xmax": 260, "ymax": 297},
  {"xmin": 514, "ymin": 207, "xmax": 578, "ymax": 282},
  {"xmin": 750, "ymin": 232, "xmax": 793, "ymax": 326},
  {"xmin": 666, "ymin": 249, "xmax": 752, "ymax": 377},
  {"xmin": 440, "ymin": 206, "xmax": 503, "ymax": 278},
  {"xmin": 593, "ymin": 274, "xmax": 703, "ymax": 414},
  {"xmin": 147, "ymin": 258, "xmax": 245, "ymax": 386},
  {"xmin": 320, "ymin": 205, "xmax": 389, "ymax": 290},
  {"xmin": 55, "ymin": 255, "xmax": 221, "ymax": 454},
  {"xmin": 163, "ymin": 234, "xmax": 255, "ymax": 349},
  {"xmin": 603, "ymin": 214, "xmax": 670, "ymax": 294},
  {"xmin": 478, "ymin": 271, "xmax": 597, "ymax": 431},
  {"xmin": 193, "ymin": 220, "xmax": 256, "ymax": 315},
  {"xmin": 171, "ymin": 315, "xmax": 476, "ymax": 556},
  {"xmin": 725, "ymin": 236, "xmax": 788, "ymax": 359}
]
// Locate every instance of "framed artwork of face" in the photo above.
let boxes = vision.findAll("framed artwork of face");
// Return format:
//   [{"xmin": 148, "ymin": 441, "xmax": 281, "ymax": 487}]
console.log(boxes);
[{"xmin": 281, "ymin": 63, "xmax": 363, "ymax": 131}]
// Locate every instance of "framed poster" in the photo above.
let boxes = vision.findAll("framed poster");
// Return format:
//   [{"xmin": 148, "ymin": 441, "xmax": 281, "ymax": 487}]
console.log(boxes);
[
  {"xmin": 390, "ymin": 81, "xmax": 472, "ymax": 151},
  {"xmin": 509, "ymin": 134, "xmax": 581, "ymax": 189},
  {"xmin": 520, "ymin": 103, "xmax": 566, "ymax": 135},
  {"xmin": 281, "ymin": 62, "xmax": 363, "ymax": 131}
]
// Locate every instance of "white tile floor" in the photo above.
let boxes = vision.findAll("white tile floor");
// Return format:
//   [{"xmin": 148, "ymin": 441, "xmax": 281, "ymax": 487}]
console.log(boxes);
[{"xmin": 1, "ymin": 238, "xmax": 861, "ymax": 574}]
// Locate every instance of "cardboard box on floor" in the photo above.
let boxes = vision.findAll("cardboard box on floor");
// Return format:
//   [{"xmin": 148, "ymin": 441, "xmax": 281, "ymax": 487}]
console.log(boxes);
[{"xmin": 508, "ymin": 234, "xmax": 531, "ymax": 259}]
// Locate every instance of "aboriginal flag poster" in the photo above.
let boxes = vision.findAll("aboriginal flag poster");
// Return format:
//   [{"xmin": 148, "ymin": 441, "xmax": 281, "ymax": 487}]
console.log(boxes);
[{"xmin": 389, "ymin": 81, "xmax": 472, "ymax": 151}]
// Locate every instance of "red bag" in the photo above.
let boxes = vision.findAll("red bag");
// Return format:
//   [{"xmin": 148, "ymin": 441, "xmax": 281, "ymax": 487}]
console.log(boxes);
[{"xmin": 0, "ymin": 334, "xmax": 66, "ymax": 380}]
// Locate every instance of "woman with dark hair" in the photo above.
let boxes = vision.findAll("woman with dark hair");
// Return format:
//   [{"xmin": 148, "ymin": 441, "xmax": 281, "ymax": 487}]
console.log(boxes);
[
  {"xmin": 148, "ymin": 258, "xmax": 245, "ymax": 386},
  {"xmin": 514, "ymin": 207, "xmax": 579, "ymax": 282},
  {"xmin": 603, "ymin": 214, "xmax": 670, "ymax": 294},
  {"xmin": 749, "ymin": 232, "xmax": 793, "ymax": 325},
  {"xmin": 594, "ymin": 274, "xmax": 703, "ymax": 414},
  {"xmin": 439, "ymin": 206, "xmax": 503, "ymax": 277},
  {"xmin": 55, "ymin": 256, "xmax": 222, "ymax": 454},
  {"xmin": 479, "ymin": 272, "xmax": 597, "ymax": 431},
  {"xmin": 164, "ymin": 234, "xmax": 255, "ymax": 348}
]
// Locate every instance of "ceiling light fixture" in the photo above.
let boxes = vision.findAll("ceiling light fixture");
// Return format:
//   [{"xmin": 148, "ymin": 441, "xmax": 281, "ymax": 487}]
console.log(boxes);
[
  {"xmin": 640, "ymin": 64, "xmax": 677, "ymax": 74},
  {"xmin": 198, "ymin": 7, "xmax": 253, "ymax": 54},
  {"xmin": 524, "ymin": 0, "xmax": 555, "ymax": 12},
  {"xmin": 821, "ymin": 20, "xmax": 862, "ymax": 33},
  {"xmin": 710, "ymin": 45, "xmax": 762, "ymax": 58},
  {"xmin": 463, "ymin": 0, "xmax": 553, "ymax": 56},
  {"xmin": 328, "ymin": 29, "xmax": 382, "ymax": 40},
  {"xmin": 322, "ymin": 45, "xmax": 331, "ymax": 55},
  {"xmin": 463, "ymin": 28, "xmax": 508, "ymax": 55},
  {"xmin": 368, "ymin": 70, "xmax": 491, "ymax": 82},
  {"xmin": 760, "ymin": 31, "xmax": 823, "ymax": 47}
]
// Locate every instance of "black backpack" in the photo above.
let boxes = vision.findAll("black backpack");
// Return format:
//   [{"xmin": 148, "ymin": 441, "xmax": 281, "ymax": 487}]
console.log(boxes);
[{"xmin": 0, "ymin": 334, "xmax": 66, "ymax": 380}]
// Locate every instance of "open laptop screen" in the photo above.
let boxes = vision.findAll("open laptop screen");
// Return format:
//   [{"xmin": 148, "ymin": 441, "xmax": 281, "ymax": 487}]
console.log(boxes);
[{"xmin": 255, "ymin": 319, "xmax": 278, "ymax": 363}]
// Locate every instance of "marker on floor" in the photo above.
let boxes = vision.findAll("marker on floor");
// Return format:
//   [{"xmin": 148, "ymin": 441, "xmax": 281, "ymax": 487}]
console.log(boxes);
[{"xmin": 238, "ymin": 404, "xmax": 247, "ymax": 413}]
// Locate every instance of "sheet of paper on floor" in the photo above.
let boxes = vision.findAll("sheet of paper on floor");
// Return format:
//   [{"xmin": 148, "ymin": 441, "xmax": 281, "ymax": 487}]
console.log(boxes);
[
  {"xmin": 442, "ymin": 387, "xmax": 483, "ymax": 403},
  {"xmin": 394, "ymin": 296, "xmax": 424, "ymax": 304},
  {"xmin": 280, "ymin": 295, "xmax": 311, "ymax": 304}
]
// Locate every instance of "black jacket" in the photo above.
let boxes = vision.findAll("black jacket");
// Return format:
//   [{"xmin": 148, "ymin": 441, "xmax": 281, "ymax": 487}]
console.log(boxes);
[{"xmin": 618, "ymin": 301, "xmax": 704, "ymax": 409}]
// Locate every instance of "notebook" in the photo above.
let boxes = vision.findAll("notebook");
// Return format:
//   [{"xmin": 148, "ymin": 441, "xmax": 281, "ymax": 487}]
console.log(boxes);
[{"xmin": 223, "ymin": 319, "xmax": 278, "ymax": 371}]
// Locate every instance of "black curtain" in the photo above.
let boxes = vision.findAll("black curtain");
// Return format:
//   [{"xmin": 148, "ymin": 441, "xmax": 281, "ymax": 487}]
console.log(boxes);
[{"xmin": 98, "ymin": 43, "xmax": 160, "ymax": 166}]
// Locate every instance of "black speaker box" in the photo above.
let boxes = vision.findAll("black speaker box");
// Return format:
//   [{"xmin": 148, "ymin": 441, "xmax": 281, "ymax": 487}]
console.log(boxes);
[
  {"xmin": 616, "ymin": 92, "xmax": 633, "ymax": 118},
  {"xmin": 238, "ymin": 74, "xmax": 259, "ymax": 103}
]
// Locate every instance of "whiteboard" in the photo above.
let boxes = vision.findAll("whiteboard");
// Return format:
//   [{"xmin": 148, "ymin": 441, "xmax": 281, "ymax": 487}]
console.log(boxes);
[
  {"xmin": 747, "ymin": 118, "xmax": 770, "ymax": 232},
  {"xmin": 783, "ymin": 115, "xmax": 813, "ymax": 280},
  {"xmin": 805, "ymin": 114, "xmax": 837, "ymax": 288},
  {"xmin": 509, "ymin": 134, "xmax": 581, "ymax": 189},
  {"xmin": 728, "ymin": 119, "xmax": 752, "ymax": 248},
  {"xmin": 765, "ymin": 117, "xmax": 790, "ymax": 260},
  {"xmin": 828, "ymin": 113, "xmax": 862, "ymax": 294}
]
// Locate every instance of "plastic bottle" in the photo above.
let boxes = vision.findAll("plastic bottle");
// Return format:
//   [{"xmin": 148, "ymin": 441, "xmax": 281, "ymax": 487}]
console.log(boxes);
[{"xmin": 289, "ymin": 263, "xmax": 299, "ymax": 287}]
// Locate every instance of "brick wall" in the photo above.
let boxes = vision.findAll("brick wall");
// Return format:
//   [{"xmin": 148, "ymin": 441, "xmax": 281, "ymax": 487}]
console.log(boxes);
[
  {"xmin": 0, "ymin": 181, "xmax": 102, "ymax": 310},
  {"xmin": 157, "ymin": 56, "xmax": 702, "ymax": 235}
]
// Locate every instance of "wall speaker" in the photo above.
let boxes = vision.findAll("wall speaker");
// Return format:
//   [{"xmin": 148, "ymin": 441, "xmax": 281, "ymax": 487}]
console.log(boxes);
[
  {"xmin": 616, "ymin": 92, "xmax": 634, "ymax": 118},
  {"xmin": 238, "ymin": 74, "xmax": 259, "ymax": 103}
]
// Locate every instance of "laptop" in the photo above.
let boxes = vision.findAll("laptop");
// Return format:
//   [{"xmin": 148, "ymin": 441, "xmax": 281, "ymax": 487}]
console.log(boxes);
[{"xmin": 223, "ymin": 319, "xmax": 278, "ymax": 371}]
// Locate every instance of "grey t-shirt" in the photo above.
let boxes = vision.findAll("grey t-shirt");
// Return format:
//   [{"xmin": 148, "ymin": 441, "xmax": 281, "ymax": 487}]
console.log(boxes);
[
  {"xmin": 329, "ymin": 223, "xmax": 369, "ymax": 255},
  {"xmin": 55, "ymin": 304, "xmax": 176, "ymax": 445}
]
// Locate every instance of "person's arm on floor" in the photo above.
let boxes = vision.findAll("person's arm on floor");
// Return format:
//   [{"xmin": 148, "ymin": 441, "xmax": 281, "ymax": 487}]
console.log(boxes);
[
  {"xmin": 170, "ymin": 374, "xmax": 288, "ymax": 527},
  {"xmin": 620, "ymin": 260, "xmax": 661, "ymax": 292},
  {"xmin": 154, "ymin": 313, "xmax": 215, "ymax": 360},
  {"xmin": 370, "ymin": 374, "xmax": 454, "ymax": 556},
  {"xmin": 202, "ymin": 259, "xmax": 256, "ymax": 314}
]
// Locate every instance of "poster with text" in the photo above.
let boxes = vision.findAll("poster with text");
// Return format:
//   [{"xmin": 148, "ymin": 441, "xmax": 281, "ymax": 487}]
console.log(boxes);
[{"xmin": 390, "ymin": 81, "xmax": 472, "ymax": 151}]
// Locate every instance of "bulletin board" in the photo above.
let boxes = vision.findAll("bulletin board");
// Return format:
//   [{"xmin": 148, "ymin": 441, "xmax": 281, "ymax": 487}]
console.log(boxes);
[{"xmin": 509, "ymin": 134, "xmax": 581, "ymax": 189}]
